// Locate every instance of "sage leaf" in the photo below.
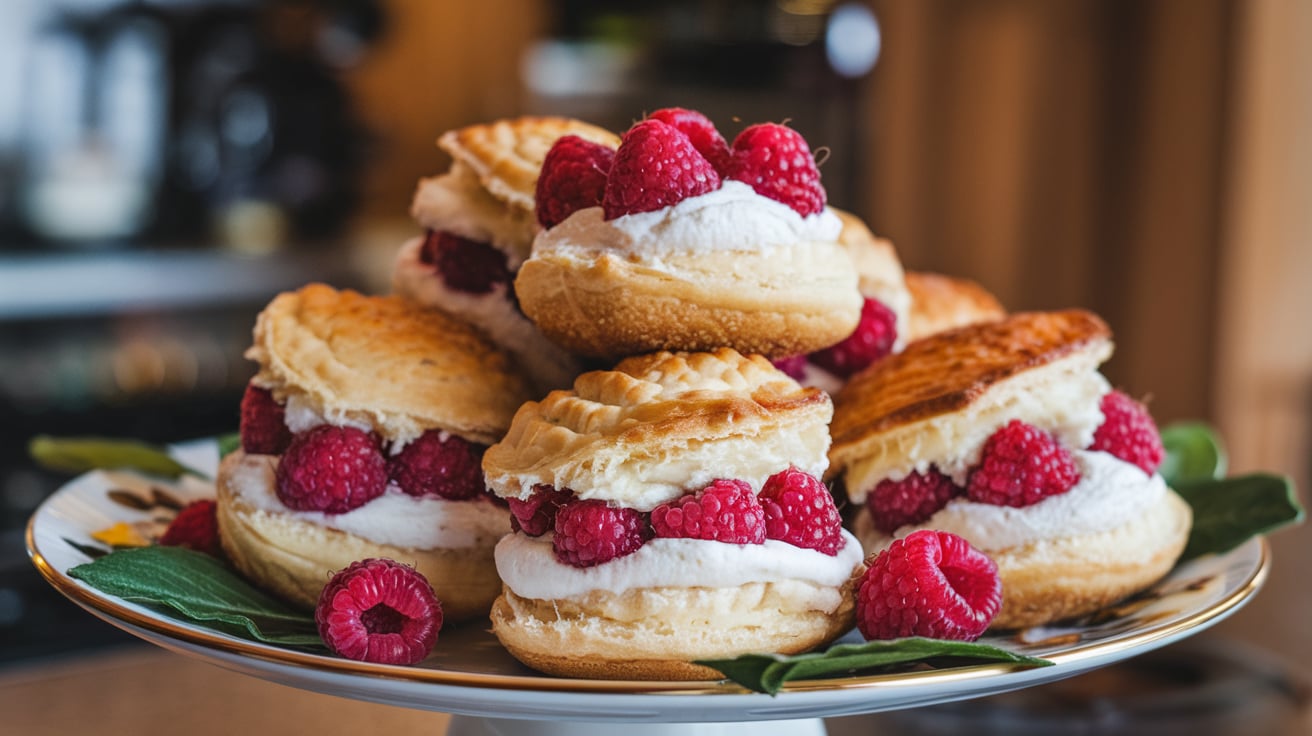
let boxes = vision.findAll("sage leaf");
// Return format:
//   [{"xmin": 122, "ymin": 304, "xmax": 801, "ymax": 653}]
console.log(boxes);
[
  {"xmin": 30, "ymin": 436, "xmax": 202, "ymax": 479},
  {"xmin": 68, "ymin": 546, "xmax": 322, "ymax": 647},
  {"xmin": 697, "ymin": 638, "xmax": 1052, "ymax": 695},
  {"xmin": 1177, "ymin": 473, "xmax": 1304, "ymax": 560},
  {"xmin": 1160, "ymin": 423, "xmax": 1227, "ymax": 486}
]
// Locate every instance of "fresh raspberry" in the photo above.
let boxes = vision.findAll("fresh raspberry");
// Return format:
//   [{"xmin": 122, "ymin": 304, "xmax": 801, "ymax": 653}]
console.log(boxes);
[
  {"xmin": 725, "ymin": 122, "xmax": 826, "ymax": 216},
  {"xmin": 239, "ymin": 384, "xmax": 291, "ymax": 455},
  {"xmin": 553, "ymin": 499, "xmax": 651, "ymax": 568},
  {"xmin": 771, "ymin": 354, "xmax": 809, "ymax": 381},
  {"xmin": 645, "ymin": 107, "xmax": 731, "ymax": 174},
  {"xmin": 387, "ymin": 430, "xmax": 485, "ymax": 500},
  {"xmin": 651, "ymin": 479, "xmax": 766, "ymax": 544},
  {"xmin": 1091, "ymin": 390, "xmax": 1165, "ymax": 475},
  {"xmin": 315, "ymin": 558, "xmax": 443, "ymax": 665},
  {"xmin": 507, "ymin": 484, "xmax": 574, "ymax": 536},
  {"xmin": 809, "ymin": 298, "xmax": 898, "ymax": 378},
  {"xmin": 866, "ymin": 469, "xmax": 962, "ymax": 534},
  {"xmin": 967, "ymin": 420, "xmax": 1081, "ymax": 507},
  {"xmin": 856, "ymin": 529, "xmax": 1001, "ymax": 641},
  {"xmin": 418, "ymin": 230, "xmax": 511, "ymax": 294},
  {"xmin": 536, "ymin": 135, "xmax": 615, "ymax": 228},
  {"xmin": 159, "ymin": 500, "xmax": 222, "ymax": 557},
  {"xmin": 276, "ymin": 425, "xmax": 387, "ymax": 514},
  {"xmin": 602, "ymin": 119, "xmax": 721, "ymax": 220},
  {"xmin": 758, "ymin": 467, "xmax": 845, "ymax": 555}
]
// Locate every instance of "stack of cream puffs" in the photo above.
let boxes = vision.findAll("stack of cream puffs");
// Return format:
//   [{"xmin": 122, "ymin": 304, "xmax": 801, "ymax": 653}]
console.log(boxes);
[{"xmin": 216, "ymin": 284, "xmax": 535, "ymax": 622}]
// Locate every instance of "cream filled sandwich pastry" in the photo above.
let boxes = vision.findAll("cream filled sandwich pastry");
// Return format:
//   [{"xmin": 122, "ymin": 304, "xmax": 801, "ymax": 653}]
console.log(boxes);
[
  {"xmin": 392, "ymin": 116, "xmax": 620, "ymax": 392},
  {"xmin": 217, "ymin": 284, "xmax": 535, "ymax": 622},
  {"xmin": 515, "ymin": 107, "xmax": 863, "ymax": 362},
  {"xmin": 828, "ymin": 310, "xmax": 1191, "ymax": 629},
  {"xmin": 483, "ymin": 348, "xmax": 863, "ymax": 679}
]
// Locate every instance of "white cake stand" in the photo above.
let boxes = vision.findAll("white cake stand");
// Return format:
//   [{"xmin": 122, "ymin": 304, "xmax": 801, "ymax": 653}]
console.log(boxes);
[{"xmin": 26, "ymin": 452, "xmax": 1270, "ymax": 736}]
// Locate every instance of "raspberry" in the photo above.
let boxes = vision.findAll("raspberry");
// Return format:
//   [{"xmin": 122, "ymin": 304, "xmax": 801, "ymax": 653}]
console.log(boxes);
[
  {"xmin": 553, "ymin": 499, "xmax": 651, "ymax": 567},
  {"xmin": 967, "ymin": 420, "xmax": 1081, "ymax": 507},
  {"xmin": 419, "ymin": 230, "xmax": 511, "ymax": 294},
  {"xmin": 315, "ymin": 558, "xmax": 443, "ymax": 665},
  {"xmin": 651, "ymin": 479, "xmax": 766, "ymax": 544},
  {"xmin": 602, "ymin": 119, "xmax": 721, "ymax": 220},
  {"xmin": 536, "ymin": 135, "xmax": 615, "ymax": 228},
  {"xmin": 387, "ymin": 430, "xmax": 485, "ymax": 500},
  {"xmin": 159, "ymin": 500, "xmax": 222, "ymax": 557},
  {"xmin": 239, "ymin": 384, "xmax": 291, "ymax": 455},
  {"xmin": 771, "ymin": 354, "xmax": 808, "ymax": 381},
  {"xmin": 645, "ymin": 107, "xmax": 731, "ymax": 174},
  {"xmin": 856, "ymin": 529, "xmax": 1001, "ymax": 641},
  {"xmin": 866, "ymin": 469, "xmax": 962, "ymax": 534},
  {"xmin": 725, "ymin": 122, "xmax": 826, "ymax": 216},
  {"xmin": 507, "ymin": 484, "xmax": 574, "ymax": 536},
  {"xmin": 1091, "ymin": 390, "xmax": 1165, "ymax": 475},
  {"xmin": 276, "ymin": 425, "xmax": 387, "ymax": 514},
  {"xmin": 758, "ymin": 467, "xmax": 845, "ymax": 555},
  {"xmin": 809, "ymin": 298, "xmax": 898, "ymax": 378}
]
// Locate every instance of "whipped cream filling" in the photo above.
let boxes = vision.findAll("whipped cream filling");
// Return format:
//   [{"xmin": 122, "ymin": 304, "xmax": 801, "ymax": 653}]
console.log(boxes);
[
  {"xmin": 391, "ymin": 236, "xmax": 582, "ymax": 393},
  {"xmin": 533, "ymin": 180, "xmax": 842, "ymax": 261},
  {"xmin": 496, "ymin": 528, "xmax": 862, "ymax": 601},
  {"xmin": 410, "ymin": 163, "xmax": 536, "ymax": 267},
  {"xmin": 857, "ymin": 449, "xmax": 1165, "ymax": 553},
  {"xmin": 226, "ymin": 451, "xmax": 509, "ymax": 550},
  {"xmin": 282, "ymin": 392, "xmax": 375, "ymax": 438}
]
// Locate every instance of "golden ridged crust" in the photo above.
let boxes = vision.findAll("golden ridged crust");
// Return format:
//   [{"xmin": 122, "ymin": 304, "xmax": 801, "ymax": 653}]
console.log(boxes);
[
  {"xmin": 438, "ymin": 116, "xmax": 620, "ymax": 212},
  {"xmin": 904, "ymin": 271, "xmax": 1006, "ymax": 343},
  {"xmin": 514, "ymin": 243, "xmax": 862, "ymax": 360},
  {"xmin": 828, "ymin": 310, "xmax": 1111, "ymax": 476},
  {"xmin": 489, "ymin": 577, "xmax": 858, "ymax": 680},
  {"xmin": 246, "ymin": 284, "xmax": 534, "ymax": 446},
  {"xmin": 214, "ymin": 453, "xmax": 502, "ymax": 622},
  {"xmin": 482, "ymin": 348, "xmax": 832, "ymax": 506}
]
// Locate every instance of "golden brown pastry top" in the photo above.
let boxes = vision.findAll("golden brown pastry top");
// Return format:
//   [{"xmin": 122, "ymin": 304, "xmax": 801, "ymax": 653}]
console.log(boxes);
[
  {"xmin": 829, "ymin": 310, "xmax": 1111, "ymax": 455},
  {"xmin": 438, "ymin": 116, "xmax": 620, "ymax": 212},
  {"xmin": 904, "ymin": 271, "xmax": 1007, "ymax": 343},
  {"xmin": 483, "ymin": 348, "xmax": 833, "ymax": 509},
  {"xmin": 246, "ymin": 284, "xmax": 535, "ymax": 446}
]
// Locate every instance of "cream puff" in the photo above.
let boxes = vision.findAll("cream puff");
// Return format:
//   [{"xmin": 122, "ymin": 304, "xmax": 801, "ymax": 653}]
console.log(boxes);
[
  {"xmin": 392, "ymin": 116, "xmax": 620, "ymax": 392},
  {"xmin": 483, "ymin": 348, "xmax": 863, "ymax": 680},
  {"xmin": 828, "ymin": 310, "xmax": 1191, "ymax": 629},
  {"xmin": 514, "ymin": 109, "xmax": 863, "ymax": 362},
  {"xmin": 216, "ymin": 284, "xmax": 535, "ymax": 622},
  {"xmin": 903, "ymin": 271, "xmax": 1007, "ymax": 344}
]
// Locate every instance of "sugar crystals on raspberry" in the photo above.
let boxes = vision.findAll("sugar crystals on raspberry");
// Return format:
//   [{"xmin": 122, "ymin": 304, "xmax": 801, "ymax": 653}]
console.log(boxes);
[
  {"xmin": 239, "ymin": 383, "xmax": 291, "ymax": 455},
  {"xmin": 315, "ymin": 558, "xmax": 443, "ymax": 665},
  {"xmin": 967, "ymin": 420, "xmax": 1081, "ymax": 507},
  {"xmin": 602, "ymin": 119, "xmax": 721, "ymax": 220},
  {"xmin": 856, "ymin": 529, "xmax": 1001, "ymax": 640},
  {"xmin": 645, "ymin": 107, "xmax": 732, "ymax": 174},
  {"xmin": 507, "ymin": 484, "xmax": 574, "ymax": 536},
  {"xmin": 419, "ymin": 230, "xmax": 512, "ymax": 294},
  {"xmin": 276, "ymin": 425, "xmax": 387, "ymax": 514},
  {"xmin": 388, "ymin": 430, "xmax": 485, "ymax": 500},
  {"xmin": 725, "ymin": 122, "xmax": 826, "ymax": 216},
  {"xmin": 866, "ymin": 469, "xmax": 962, "ymax": 534},
  {"xmin": 758, "ymin": 467, "xmax": 845, "ymax": 555},
  {"xmin": 809, "ymin": 297, "xmax": 898, "ymax": 379},
  {"xmin": 1090, "ymin": 390, "xmax": 1165, "ymax": 475},
  {"xmin": 536, "ymin": 135, "xmax": 616, "ymax": 228},
  {"xmin": 159, "ymin": 499, "xmax": 223, "ymax": 557},
  {"xmin": 553, "ymin": 498, "xmax": 651, "ymax": 567},
  {"xmin": 651, "ymin": 478, "xmax": 765, "ymax": 544}
]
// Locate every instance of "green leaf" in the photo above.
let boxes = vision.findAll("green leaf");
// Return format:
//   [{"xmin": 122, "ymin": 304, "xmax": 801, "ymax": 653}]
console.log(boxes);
[
  {"xmin": 1160, "ymin": 422, "xmax": 1227, "ymax": 486},
  {"xmin": 30, "ymin": 436, "xmax": 203, "ymax": 479},
  {"xmin": 215, "ymin": 432, "xmax": 242, "ymax": 458},
  {"xmin": 1177, "ymin": 473, "xmax": 1304, "ymax": 560},
  {"xmin": 68, "ymin": 546, "xmax": 322, "ymax": 647},
  {"xmin": 697, "ymin": 638, "xmax": 1052, "ymax": 695}
]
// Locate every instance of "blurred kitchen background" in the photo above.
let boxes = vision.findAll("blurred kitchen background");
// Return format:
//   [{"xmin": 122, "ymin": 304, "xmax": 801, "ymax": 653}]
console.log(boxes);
[{"xmin": 0, "ymin": 0, "xmax": 1309, "ymax": 731}]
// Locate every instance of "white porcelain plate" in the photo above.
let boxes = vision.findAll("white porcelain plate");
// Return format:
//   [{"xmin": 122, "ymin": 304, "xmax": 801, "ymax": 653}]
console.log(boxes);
[{"xmin": 27, "ymin": 442, "xmax": 1269, "ymax": 724}]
